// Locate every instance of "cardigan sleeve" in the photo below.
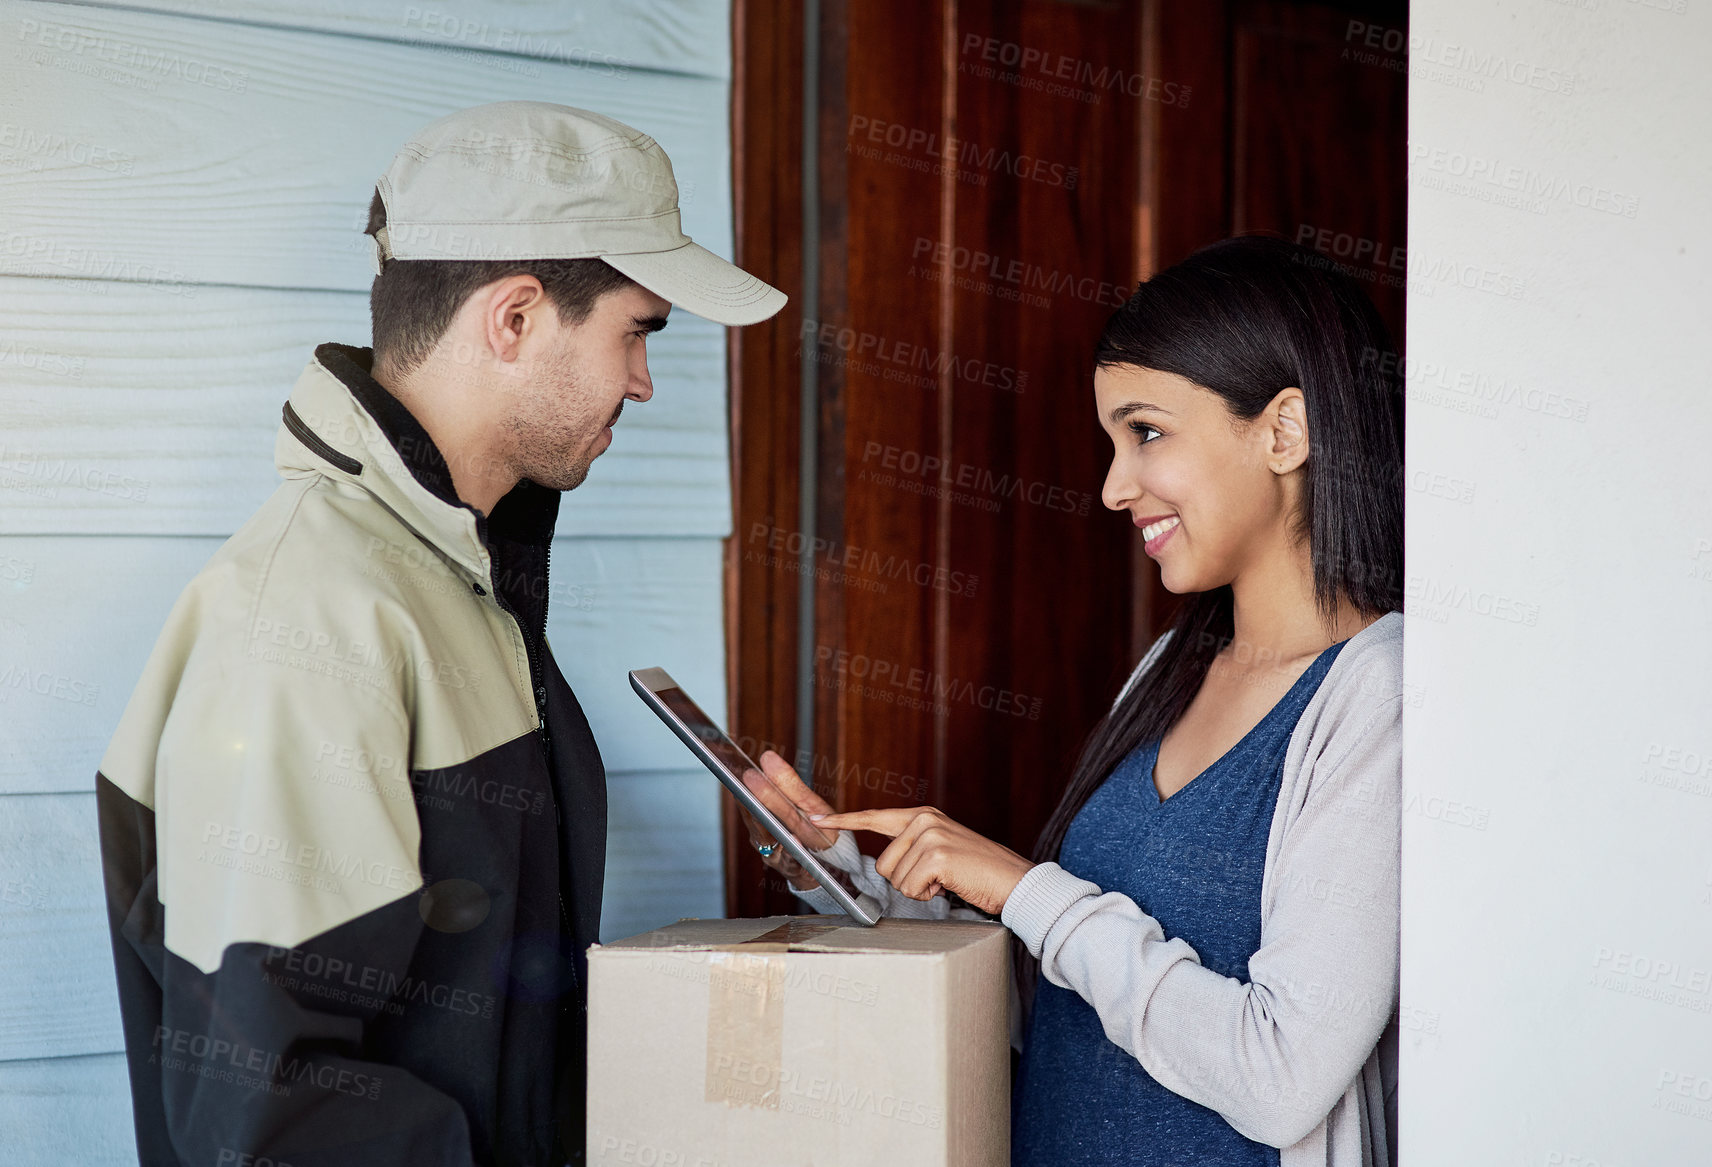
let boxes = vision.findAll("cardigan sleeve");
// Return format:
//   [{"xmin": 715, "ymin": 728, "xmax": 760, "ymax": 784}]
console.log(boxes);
[
  {"xmin": 790, "ymin": 829, "xmax": 988, "ymax": 921},
  {"xmin": 1001, "ymin": 693, "xmax": 1402, "ymax": 1149}
]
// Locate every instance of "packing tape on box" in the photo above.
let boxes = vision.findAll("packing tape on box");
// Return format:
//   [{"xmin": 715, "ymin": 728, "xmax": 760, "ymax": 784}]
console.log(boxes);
[{"xmin": 703, "ymin": 919, "xmax": 842, "ymax": 1109}]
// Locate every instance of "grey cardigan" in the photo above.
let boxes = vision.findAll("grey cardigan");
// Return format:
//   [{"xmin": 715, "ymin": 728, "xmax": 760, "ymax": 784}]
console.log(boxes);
[{"xmin": 794, "ymin": 611, "xmax": 1402, "ymax": 1167}]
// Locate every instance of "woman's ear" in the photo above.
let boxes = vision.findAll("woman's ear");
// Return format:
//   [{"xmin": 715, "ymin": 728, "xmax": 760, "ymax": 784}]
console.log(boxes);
[{"xmin": 1265, "ymin": 386, "xmax": 1310, "ymax": 474}]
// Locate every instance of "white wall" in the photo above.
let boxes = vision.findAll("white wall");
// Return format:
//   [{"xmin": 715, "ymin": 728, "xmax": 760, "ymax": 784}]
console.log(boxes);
[
  {"xmin": 0, "ymin": 1, "xmax": 734, "ymax": 1160},
  {"xmin": 1404, "ymin": 3, "xmax": 1712, "ymax": 1163}
]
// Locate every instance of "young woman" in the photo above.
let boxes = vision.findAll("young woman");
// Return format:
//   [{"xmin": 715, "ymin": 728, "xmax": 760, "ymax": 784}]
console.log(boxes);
[{"xmin": 746, "ymin": 234, "xmax": 1403, "ymax": 1167}]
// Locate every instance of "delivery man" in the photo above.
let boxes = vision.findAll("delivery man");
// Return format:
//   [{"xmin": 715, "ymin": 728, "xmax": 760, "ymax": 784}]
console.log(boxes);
[{"xmin": 94, "ymin": 101, "xmax": 785, "ymax": 1167}]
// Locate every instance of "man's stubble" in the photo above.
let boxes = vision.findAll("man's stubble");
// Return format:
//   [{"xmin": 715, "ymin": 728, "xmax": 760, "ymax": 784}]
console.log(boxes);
[{"xmin": 502, "ymin": 339, "xmax": 610, "ymax": 494}]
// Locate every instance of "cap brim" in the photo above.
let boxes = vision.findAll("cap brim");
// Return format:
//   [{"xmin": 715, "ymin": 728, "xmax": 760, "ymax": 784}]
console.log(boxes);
[{"xmin": 603, "ymin": 241, "xmax": 787, "ymax": 327}]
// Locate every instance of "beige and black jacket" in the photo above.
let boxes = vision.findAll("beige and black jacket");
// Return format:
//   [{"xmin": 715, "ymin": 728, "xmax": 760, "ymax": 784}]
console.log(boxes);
[{"xmin": 96, "ymin": 343, "xmax": 607, "ymax": 1167}]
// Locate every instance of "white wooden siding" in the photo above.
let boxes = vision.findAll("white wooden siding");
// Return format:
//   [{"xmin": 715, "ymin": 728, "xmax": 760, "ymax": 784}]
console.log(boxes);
[
  {"xmin": 63, "ymin": 0, "xmax": 732, "ymax": 80},
  {"xmin": 0, "ymin": 1, "xmax": 733, "ymax": 294},
  {"xmin": 0, "ymin": 277, "xmax": 732, "ymax": 537},
  {"xmin": 0, "ymin": 1053, "xmax": 135, "ymax": 1166},
  {"xmin": 0, "ymin": 0, "xmax": 735, "ymax": 1155}
]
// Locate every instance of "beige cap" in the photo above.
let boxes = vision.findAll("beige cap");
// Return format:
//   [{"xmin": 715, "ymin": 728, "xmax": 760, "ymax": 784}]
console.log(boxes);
[{"xmin": 370, "ymin": 101, "xmax": 786, "ymax": 327}]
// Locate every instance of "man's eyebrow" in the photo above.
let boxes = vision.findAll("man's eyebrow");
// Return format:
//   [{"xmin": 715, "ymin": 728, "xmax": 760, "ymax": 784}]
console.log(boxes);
[
  {"xmin": 1108, "ymin": 401, "xmax": 1171, "ymax": 424},
  {"xmin": 631, "ymin": 314, "xmax": 670, "ymax": 334}
]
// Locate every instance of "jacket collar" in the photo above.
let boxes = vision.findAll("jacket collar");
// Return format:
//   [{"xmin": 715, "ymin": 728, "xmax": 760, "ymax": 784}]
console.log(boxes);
[{"xmin": 275, "ymin": 343, "xmax": 560, "ymax": 585}]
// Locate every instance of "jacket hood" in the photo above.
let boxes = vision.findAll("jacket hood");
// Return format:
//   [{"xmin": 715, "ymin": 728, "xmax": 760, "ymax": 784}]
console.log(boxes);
[{"xmin": 274, "ymin": 343, "xmax": 560, "ymax": 585}]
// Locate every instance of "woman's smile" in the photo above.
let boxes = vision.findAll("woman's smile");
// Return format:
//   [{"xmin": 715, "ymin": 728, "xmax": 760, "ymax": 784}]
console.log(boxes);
[{"xmin": 1138, "ymin": 513, "xmax": 1181, "ymax": 555}]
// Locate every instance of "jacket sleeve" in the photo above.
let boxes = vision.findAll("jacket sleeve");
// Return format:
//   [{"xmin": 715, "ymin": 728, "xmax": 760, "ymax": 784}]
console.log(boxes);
[
  {"xmin": 100, "ymin": 615, "xmax": 483, "ymax": 1166},
  {"xmin": 1001, "ymin": 695, "xmax": 1402, "ymax": 1149}
]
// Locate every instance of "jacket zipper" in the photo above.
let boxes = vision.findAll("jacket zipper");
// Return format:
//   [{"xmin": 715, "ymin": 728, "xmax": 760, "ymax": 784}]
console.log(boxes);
[
  {"xmin": 478, "ymin": 531, "xmax": 578, "ymax": 997},
  {"xmin": 282, "ymin": 401, "xmax": 364, "ymax": 476}
]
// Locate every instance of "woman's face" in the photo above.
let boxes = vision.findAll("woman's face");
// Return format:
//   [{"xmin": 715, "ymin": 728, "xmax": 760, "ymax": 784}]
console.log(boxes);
[{"xmin": 1095, "ymin": 363, "xmax": 1307, "ymax": 595}]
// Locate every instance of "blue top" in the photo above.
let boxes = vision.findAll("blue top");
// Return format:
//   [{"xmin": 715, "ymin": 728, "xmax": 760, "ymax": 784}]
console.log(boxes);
[{"xmin": 1012, "ymin": 639, "xmax": 1348, "ymax": 1166}]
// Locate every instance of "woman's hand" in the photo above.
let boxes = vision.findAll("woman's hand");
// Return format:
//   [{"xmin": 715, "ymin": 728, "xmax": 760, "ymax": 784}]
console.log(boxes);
[
  {"xmin": 809, "ymin": 806, "xmax": 1035, "ymax": 915},
  {"xmin": 737, "ymin": 750, "xmax": 838, "ymax": 892}
]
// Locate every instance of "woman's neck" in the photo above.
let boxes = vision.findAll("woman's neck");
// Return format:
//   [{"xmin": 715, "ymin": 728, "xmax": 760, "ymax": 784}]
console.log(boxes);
[{"xmin": 1227, "ymin": 538, "xmax": 1379, "ymax": 667}]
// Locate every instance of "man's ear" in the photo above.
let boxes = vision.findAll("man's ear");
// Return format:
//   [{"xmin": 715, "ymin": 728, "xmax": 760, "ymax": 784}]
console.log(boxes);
[{"xmin": 479, "ymin": 275, "xmax": 552, "ymax": 367}]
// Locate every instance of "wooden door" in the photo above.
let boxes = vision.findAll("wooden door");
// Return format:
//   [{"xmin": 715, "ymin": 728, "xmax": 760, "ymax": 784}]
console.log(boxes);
[{"xmin": 728, "ymin": 0, "xmax": 1407, "ymax": 917}]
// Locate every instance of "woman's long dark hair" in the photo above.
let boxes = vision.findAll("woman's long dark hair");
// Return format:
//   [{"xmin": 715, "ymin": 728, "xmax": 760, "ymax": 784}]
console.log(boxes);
[{"xmin": 1014, "ymin": 234, "xmax": 1404, "ymax": 1016}]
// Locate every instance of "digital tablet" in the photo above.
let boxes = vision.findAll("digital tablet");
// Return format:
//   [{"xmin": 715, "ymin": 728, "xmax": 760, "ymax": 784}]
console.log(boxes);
[{"xmin": 628, "ymin": 667, "xmax": 881, "ymax": 927}]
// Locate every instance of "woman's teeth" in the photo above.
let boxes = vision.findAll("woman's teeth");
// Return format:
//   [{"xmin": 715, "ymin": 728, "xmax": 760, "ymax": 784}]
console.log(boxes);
[{"xmin": 1141, "ymin": 516, "xmax": 1180, "ymax": 541}]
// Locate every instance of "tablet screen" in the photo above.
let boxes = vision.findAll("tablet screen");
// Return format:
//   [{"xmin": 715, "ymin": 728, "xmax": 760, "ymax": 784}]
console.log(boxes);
[
  {"xmin": 630, "ymin": 667, "xmax": 878, "ymax": 924},
  {"xmin": 651, "ymin": 685, "xmax": 831, "ymax": 852}
]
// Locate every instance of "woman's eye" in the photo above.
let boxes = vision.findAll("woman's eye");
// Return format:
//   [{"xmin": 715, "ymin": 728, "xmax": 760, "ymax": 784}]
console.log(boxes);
[{"xmin": 1127, "ymin": 420, "xmax": 1161, "ymax": 444}]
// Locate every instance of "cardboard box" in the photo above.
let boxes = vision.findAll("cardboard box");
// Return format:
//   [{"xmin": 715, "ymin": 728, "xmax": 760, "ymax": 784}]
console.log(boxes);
[{"xmin": 586, "ymin": 915, "xmax": 1010, "ymax": 1167}]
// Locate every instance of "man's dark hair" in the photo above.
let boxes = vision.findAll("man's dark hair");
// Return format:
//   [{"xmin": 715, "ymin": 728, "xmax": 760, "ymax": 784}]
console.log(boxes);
[{"xmin": 364, "ymin": 190, "xmax": 637, "ymax": 375}]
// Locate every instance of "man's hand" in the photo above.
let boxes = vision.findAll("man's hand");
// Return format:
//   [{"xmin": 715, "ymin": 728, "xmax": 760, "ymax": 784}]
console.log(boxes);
[
  {"xmin": 738, "ymin": 750, "xmax": 837, "ymax": 891},
  {"xmin": 809, "ymin": 806, "xmax": 1035, "ymax": 915}
]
